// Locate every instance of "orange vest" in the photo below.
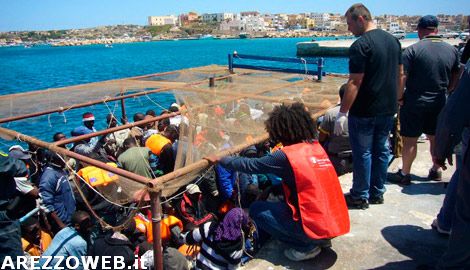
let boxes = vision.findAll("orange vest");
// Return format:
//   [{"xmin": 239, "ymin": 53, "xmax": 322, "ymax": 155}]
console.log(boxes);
[
  {"xmin": 281, "ymin": 142, "xmax": 350, "ymax": 239},
  {"xmin": 77, "ymin": 162, "xmax": 119, "ymax": 187},
  {"xmin": 145, "ymin": 134, "xmax": 171, "ymax": 156},
  {"xmin": 134, "ymin": 213, "xmax": 183, "ymax": 243},
  {"xmin": 22, "ymin": 231, "xmax": 52, "ymax": 256}
]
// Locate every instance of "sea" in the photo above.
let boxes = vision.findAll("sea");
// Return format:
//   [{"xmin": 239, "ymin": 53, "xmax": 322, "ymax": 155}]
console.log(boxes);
[{"xmin": 0, "ymin": 34, "xmax": 417, "ymax": 151}]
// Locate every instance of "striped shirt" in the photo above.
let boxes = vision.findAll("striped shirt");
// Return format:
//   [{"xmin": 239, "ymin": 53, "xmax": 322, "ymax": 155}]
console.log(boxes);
[{"xmin": 185, "ymin": 222, "xmax": 243, "ymax": 270}]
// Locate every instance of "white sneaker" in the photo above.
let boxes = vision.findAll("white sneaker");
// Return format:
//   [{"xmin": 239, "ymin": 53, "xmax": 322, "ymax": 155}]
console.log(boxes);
[
  {"xmin": 284, "ymin": 246, "xmax": 321, "ymax": 261},
  {"xmin": 431, "ymin": 219, "xmax": 451, "ymax": 235}
]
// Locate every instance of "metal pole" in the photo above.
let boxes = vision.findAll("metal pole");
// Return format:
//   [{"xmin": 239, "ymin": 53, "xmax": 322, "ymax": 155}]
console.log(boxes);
[
  {"xmin": 120, "ymin": 93, "xmax": 128, "ymax": 124},
  {"xmin": 0, "ymin": 87, "xmax": 173, "ymax": 124},
  {"xmin": 54, "ymin": 112, "xmax": 180, "ymax": 147},
  {"xmin": 209, "ymin": 77, "xmax": 215, "ymax": 87},
  {"xmin": 0, "ymin": 127, "xmax": 152, "ymax": 187},
  {"xmin": 317, "ymin": 57, "xmax": 324, "ymax": 82},
  {"xmin": 150, "ymin": 191, "xmax": 163, "ymax": 270}
]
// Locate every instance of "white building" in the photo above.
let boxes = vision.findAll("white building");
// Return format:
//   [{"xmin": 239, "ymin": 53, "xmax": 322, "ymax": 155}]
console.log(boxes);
[
  {"xmin": 201, "ymin": 13, "xmax": 234, "ymax": 23},
  {"xmin": 310, "ymin": 13, "xmax": 330, "ymax": 24},
  {"xmin": 148, "ymin": 15, "xmax": 178, "ymax": 26},
  {"xmin": 219, "ymin": 14, "xmax": 266, "ymax": 32}
]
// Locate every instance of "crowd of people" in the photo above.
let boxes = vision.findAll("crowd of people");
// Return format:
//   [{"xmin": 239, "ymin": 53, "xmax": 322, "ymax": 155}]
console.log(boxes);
[{"xmin": 0, "ymin": 3, "xmax": 469, "ymax": 270}]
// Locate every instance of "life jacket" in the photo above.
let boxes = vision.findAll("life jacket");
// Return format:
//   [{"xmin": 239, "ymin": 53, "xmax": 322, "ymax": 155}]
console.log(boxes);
[
  {"xmin": 281, "ymin": 141, "xmax": 350, "ymax": 239},
  {"xmin": 134, "ymin": 213, "xmax": 183, "ymax": 243},
  {"xmin": 77, "ymin": 162, "xmax": 119, "ymax": 187},
  {"xmin": 145, "ymin": 134, "xmax": 171, "ymax": 156}
]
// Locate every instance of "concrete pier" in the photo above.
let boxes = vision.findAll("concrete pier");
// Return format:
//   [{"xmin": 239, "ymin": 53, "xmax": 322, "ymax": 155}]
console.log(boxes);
[
  {"xmin": 297, "ymin": 38, "xmax": 463, "ymax": 56},
  {"xmin": 243, "ymin": 139, "xmax": 456, "ymax": 269}
]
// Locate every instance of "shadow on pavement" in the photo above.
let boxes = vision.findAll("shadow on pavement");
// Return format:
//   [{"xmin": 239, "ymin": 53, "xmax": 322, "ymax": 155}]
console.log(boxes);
[
  {"xmin": 375, "ymin": 225, "xmax": 447, "ymax": 269},
  {"xmin": 254, "ymin": 242, "xmax": 338, "ymax": 270}
]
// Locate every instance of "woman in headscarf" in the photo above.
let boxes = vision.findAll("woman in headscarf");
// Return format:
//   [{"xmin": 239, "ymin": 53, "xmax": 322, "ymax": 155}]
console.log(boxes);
[{"xmin": 180, "ymin": 207, "xmax": 250, "ymax": 270}]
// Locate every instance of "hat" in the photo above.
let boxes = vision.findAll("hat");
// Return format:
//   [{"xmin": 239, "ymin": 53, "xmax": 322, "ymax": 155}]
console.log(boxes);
[
  {"xmin": 82, "ymin": 112, "xmax": 95, "ymax": 122},
  {"xmin": 186, "ymin": 184, "xmax": 201, "ymax": 195},
  {"xmin": 71, "ymin": 126, "xmax": 92, "ymax": 137},
  {"xmin": 417, "ymin": 15, "xmax": 439, "ymax": 30},
  {"xmin": 9, "ymin": 145, "xmax": 31, "ymax": 160}
]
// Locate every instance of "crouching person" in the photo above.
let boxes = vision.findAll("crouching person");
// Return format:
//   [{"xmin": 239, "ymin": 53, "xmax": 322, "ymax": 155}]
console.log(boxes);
[
  {"xmin": 179, "ymin": 208, "xmax": 249, "ymax": 270},
  {"xmin": 206, "ymin": 103, "xmax": 350, "ymax": 261}
]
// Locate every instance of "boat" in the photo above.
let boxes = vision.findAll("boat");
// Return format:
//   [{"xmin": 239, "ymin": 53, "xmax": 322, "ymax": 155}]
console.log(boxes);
[
  {"xmin": 104, "ymin": 44, "xmax": 113, "ymax": 48},
  {"xmin": 239, "ymin": 32, "xmax": 251, "ymax": 39},
  {"xmin": 199, "ymin": 34, "xmax": 214, "ymax": 40}
]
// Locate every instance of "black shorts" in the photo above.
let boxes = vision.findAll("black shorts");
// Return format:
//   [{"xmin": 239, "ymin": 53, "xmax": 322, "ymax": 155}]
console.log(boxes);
[{"xmin": 400, "ymin": 105, "xmax": 443, "ymax": 137}]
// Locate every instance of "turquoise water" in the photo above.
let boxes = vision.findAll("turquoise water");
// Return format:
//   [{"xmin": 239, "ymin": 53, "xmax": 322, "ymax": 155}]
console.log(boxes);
[{"xmin": 0, "ymin": 37, "xmax": 350, "ymax": 150}]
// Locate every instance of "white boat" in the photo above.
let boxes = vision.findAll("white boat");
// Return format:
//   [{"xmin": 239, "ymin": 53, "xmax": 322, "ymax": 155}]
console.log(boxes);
[{"xmin": 104, "ymin": 44, "xmax": 113, "ymax": 48}]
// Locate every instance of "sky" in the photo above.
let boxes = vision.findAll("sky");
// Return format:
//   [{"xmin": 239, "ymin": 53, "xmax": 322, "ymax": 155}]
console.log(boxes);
[{"xmin": 0, "ymin": 0, "xmax": 469, "ymax": 31}]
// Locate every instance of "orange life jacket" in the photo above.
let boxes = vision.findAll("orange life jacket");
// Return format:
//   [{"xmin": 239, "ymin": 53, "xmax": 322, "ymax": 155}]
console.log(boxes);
[
  {"xmin": 77, "ymin": 162, "xmax": 119, "ymax": 187},
  {"xmin": 145, "ymin": 134, "xmax": 171, "ymax": 156},
  {"xmin": 281, "ymin": 141, "xmax": 350, "ymax": 239},
  {"xmin": 134, "ymin": 213, "xmax": 183, "ymax": 243}
]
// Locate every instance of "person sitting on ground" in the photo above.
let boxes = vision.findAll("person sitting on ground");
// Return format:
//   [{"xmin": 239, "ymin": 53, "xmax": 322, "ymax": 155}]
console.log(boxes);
[
  {"xmin": 39, "ymin": 211, "xmax": 94, "ymax": 270},
  {"xmin": 145, "ymin": 127, "xmax": 176, "ymax": 175},
  {"xmin": 175, "ymin": 184, "xmax": 216, "ymax": 231},
  {"xmin": 71, "ymin": 126, "xmax": 109, "ymax": 162},
  {"xmin": 143, "ymin": 115, "xmax": 159, "ymax": 143},
  {"xmin": 146, "ymin": 109, "xmax": 156, "ymax": 117},
  {"xmin": 118, "ymin": 137, "xmax": 154, "ymax": 179},
  {"xmin": 319, "ymin": 84, "xmax": 353, "ymax": 176},
  {"xmin": 179, "ymin": 207, "xmax": 250, "ymax": 270},
  {"xmin": 21, "ymin": 216, "xmax": 52, "ymax": 256},
  {"xmin": 206, "ymin": 103, "xmax": 350, "ymax": 262},
  {"xmin": 130, "ymin": 112, "xmax": 146, "ymax": 145},
  {"xmin": 104, "ymin": 113, "xmax": 130, "ymax": 156},
  {"xmin": 39, "ymin": 151, "xmax": 75, "ymax": 225},
  {"xmin": 78, "ymin": 112, "xmax": 98, "ymax": 147},
  {"xmin": 88, "ymin": 219, "xmax": 137, "ymax": 270}
]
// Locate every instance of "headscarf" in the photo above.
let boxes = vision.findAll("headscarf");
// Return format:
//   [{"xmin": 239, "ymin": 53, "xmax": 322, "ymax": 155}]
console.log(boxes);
[{"xmin": 214, "ymin": 208, "xmax": 249, "ymax": 242}]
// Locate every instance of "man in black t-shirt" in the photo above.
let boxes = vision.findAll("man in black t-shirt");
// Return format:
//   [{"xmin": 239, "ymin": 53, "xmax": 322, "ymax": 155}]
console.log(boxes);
[
  {"xmin": 335, "ymin": 3, "xmax": 403, "ymax": 209},
  {"xmin": 389, "ymin": 15, "xmax": 460, "ymax": 186}
]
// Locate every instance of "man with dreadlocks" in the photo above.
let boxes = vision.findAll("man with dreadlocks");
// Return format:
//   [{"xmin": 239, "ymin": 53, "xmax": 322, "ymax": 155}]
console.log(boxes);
[{"xmin": 206, "ymin": 102, "xmax": 349, "ymax": 262}]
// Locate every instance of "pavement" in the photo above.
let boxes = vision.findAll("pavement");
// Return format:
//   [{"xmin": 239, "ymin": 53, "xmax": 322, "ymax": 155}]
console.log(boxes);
[{"xmin": 242, "ymin": 139, "xmax": 456, "ymax": 270}]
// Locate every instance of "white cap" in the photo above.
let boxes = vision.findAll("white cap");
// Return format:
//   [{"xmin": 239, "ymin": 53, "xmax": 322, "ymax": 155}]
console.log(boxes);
[{"xmin": 186, "ymin": 184, "xmax": 201, "ymax": 195}]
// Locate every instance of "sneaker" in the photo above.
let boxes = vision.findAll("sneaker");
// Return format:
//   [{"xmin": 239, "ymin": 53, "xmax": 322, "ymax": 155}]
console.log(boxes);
[
  {"xmin": 388, "ymin": 170, "xmax": 411, "ymax": 186},
  {"xmin": 428, "ymin": 169, "xmax": 442, "ymax": 181},
  {"xmin": 284, "ymin": 246, "xmax": 321, "ymax": 261},
  {"xmin": 344, "ymin": 194, "xmax": 369, "ymax": 209},
  {"xmin": 431, "ymin": 219, "xmax": 450, "ymax": 236},
  {"xmin": 369, "ymin": 195, "xmax": 384, "ymax": 204}
]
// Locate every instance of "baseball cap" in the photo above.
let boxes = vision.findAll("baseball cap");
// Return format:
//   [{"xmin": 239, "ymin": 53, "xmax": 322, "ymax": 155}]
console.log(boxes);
[
  {"xmin": 186, "ymin": 184, "xmax": 201, "ymax": 195},
  {"xmin": 417, "ymin": 15, "xmax": 439, "ymax": 30},
  {"xmin": 71, "ymin": 126, "xmax": 92, "ymax": 137},
  {"xmin": 9, "ymin": 145, "xmax": 32, "ymax": 160}
]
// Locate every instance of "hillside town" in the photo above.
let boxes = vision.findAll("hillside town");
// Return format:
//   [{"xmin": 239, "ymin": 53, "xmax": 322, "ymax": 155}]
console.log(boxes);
[{"xmin": 1, "ymin": 11, "xmax": 468, "ymax": 47}]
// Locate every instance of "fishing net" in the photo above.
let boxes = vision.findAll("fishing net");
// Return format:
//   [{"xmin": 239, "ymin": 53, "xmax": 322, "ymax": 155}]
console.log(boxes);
[{"xmin": 0, "ymin": 64, "xmax": 347, "ymax": 204}]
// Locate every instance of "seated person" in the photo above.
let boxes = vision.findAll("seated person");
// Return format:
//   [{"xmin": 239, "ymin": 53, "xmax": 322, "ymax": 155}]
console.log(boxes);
[
  {"xmin": 179, "ymin": 208, "xmax": 250, "ymax": 270},
  {"xmin": 88, "ymin": 219, "xmax": 138, "ymax": 269},
  {"xmin": 175, "ymin": 184, "xmax": 215, "ymax": 230},
  {"xmin": 318, "ymin": 84, "xmax": 352, "ymax": 176},
  {"xmin": 145, "ymin": 129, "xmax": 176, "ymax": 175},
  {"xmin": 39, "ymin": 211, "xmax": 94, "ymax": 270},
  {"xmin": 21, "ymin": 216, "xmax": 52, "ymax": 256}
]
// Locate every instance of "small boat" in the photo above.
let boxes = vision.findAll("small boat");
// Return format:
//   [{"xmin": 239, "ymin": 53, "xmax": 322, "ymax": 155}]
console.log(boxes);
[
  {"xmin": 239, "ymin": 33, "xmax": 251, "ymax": 39},
  {"xmin": 199, "ymin": 34, "xmax": 214, "ymax": 40},
  {"xmin": 105, "ymin": 44, "xmax": 113, "ymax": 48}
]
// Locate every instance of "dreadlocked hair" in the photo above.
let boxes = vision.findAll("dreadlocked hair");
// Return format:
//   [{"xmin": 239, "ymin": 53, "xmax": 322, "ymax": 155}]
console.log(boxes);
[{"xmin": 264, "ymin": 102, "xmax": 318, "ymax": 146}]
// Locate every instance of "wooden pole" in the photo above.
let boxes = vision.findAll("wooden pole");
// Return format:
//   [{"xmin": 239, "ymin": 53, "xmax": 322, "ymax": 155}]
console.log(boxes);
[
  {"xmin": 0, "ymin": 126, "xmax": 152, "ymax": 187},
  {"xmin": 150, "ymin": 191, "xmax": 163, "ymax": 270}
]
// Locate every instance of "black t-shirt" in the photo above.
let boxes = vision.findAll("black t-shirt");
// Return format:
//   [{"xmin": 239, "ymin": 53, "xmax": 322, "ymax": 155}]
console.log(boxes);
[
  {"xmin": 349, "ymin": 29, "xmax": 402, "ymax": 117},
  {"xmin": 402, "ymin": 35, "xmax": 460, "ymax": 108}
]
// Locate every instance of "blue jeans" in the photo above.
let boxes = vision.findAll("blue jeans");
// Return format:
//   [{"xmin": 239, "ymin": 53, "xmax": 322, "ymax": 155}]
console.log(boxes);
[
  {"xmin": 249, "ymin": 201, "xmax": 324, "ymax": 252},
  {"xmin": 436, "ymin": 149, "xmax": 463, "ymax": 231},
  {"xmin": 348, "ymin": 115, "xmax": 394, "ymax": 200}
]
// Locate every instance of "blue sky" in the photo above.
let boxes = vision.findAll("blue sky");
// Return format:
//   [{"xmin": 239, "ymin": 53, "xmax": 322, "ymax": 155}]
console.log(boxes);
[{"xmin": 1, "ymin": 0, "xmax": 469, "ymax": 31}]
